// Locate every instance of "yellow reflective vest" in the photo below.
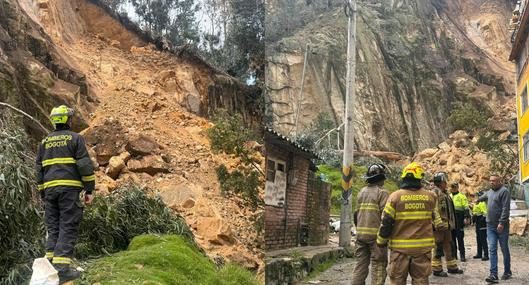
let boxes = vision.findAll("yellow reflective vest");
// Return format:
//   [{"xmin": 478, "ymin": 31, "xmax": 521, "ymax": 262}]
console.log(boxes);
[
  {"xmin": 472, "ymin": 201, "xmax": 487, "ymax": 216},
  {"xmin": 451, "ymin": 192, "xmax": 469, "ymax": 212}
]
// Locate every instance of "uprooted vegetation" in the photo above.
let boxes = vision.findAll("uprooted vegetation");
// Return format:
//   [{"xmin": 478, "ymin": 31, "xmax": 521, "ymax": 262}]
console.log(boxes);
[
  {"xmin": 75, "ymin": 184, "xmax": 196, "ymax": 258},
  {"xmin": 208, "ymin": 109, "xmax": 264, "ymax": 210}
]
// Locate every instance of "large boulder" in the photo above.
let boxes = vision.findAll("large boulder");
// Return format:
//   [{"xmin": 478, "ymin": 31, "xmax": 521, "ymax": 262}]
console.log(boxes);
[
  {"xmin": 127, "ymin": 155, "xmax": 170, "ymax": 175},
  {"xmin": 106, "ymin": 151, "xmax": 131, "ymax": 179},
  {"xmin": 82, "ymin": 119, "xmax": 128, "ymax": 165},
  {"xmin": 415, "ymin": 148, "xmax": 438, "ymax": 160},
  {"xmin": 125, "ymin": 135, "xmax": 163, "ymax": 157}
]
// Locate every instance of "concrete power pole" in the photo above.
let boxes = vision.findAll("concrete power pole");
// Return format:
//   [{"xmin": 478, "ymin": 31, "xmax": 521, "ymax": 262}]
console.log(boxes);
[{"xmin": 339, "ymin": 0, "xmax": 356, "ymax": 248}]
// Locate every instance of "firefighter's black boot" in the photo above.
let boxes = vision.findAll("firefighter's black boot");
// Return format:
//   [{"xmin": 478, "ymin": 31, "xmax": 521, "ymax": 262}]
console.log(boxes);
[{"xmin": 58, "ymin": 268, "xmax": 81, "ymax": 284}]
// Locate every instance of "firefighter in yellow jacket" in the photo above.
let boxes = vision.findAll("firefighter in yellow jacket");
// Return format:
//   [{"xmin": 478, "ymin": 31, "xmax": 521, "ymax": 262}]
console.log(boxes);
[
  {"xmin": 377, "ymin": 162, "xmax": 445, "ymax": 285},
  {"xmin": 431, "ymin": 172, "xmax": 463, "ymax": 277},
  {"xmin": 351, "ymin": 164, "xmax": 389, "ymax": 285}
]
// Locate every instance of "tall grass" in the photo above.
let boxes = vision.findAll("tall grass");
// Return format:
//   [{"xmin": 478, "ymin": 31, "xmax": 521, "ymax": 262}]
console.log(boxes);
[
  {"xmin": 0, "ymin": 115, "xmax": 45, "ymax": 285},
  {"xmin": 76, "ymin": 184, "xmax": 197, "ymax": 258}
]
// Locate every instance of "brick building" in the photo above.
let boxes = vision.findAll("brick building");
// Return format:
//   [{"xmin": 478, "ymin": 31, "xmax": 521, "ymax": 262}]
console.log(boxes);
[{"xmin": 264, "ymin": 128, "xmax": 331, "ymax": 251}]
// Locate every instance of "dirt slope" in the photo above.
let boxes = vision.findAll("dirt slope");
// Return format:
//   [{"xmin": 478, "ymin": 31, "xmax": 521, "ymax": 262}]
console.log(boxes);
[{"xmin": 17, "ymin": 0, "xmax": 263, "ymax": 273}]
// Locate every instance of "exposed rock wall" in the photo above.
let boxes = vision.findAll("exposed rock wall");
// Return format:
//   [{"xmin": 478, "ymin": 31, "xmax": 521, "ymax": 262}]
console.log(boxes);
[
  {"xmin": 0, "ymin": 0, "xmax": 94, "ymax": 134},
  {"xmin": 266, "ymin": 0, "xmax": 515, "ymax": 154}
]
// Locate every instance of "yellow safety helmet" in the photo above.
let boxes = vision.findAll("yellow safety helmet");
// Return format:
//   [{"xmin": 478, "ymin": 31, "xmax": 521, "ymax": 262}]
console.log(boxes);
[
  {"xmin": 49, "ymin": 105, "xmax": 74, "ymax": 128},
  {"xmin": 401, "ymin": 162, "xmax": 425, "ymax": 180}
]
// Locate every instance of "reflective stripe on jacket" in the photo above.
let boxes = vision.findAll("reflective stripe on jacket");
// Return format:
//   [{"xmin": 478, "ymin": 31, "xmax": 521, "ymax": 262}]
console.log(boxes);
[
  {"xmin": 36, "ymin": 127, "xmax": 95, "ymax": 193},
  {"xmin": 377, "ymin": 188, "xmax": 443, "ymax": 255},
  {"xmin": 432, "ymin": 186, "xmax": 456, "ymax": 231},
  {"xmin": 354, "ymin": 185, "xmax": 389, "ymax": 241}
]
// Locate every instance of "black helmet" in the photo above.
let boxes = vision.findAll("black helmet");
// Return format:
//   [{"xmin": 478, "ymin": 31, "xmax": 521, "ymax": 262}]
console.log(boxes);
[
  {"xmin": 433, "ymin": 172, "xmax": 448, "ymax": 185},
  {"xmin": 364, "ymin": 163, "xmax": 387, "ymax": 183}
]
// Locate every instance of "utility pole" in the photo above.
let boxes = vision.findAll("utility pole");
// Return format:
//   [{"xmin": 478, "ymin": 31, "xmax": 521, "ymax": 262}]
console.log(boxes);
[
  {"xmin": 292, "ymin": 43, "xmax": 310, "ymax": 136},
  {"xmin": 339, "ymin": 0, "xmax": 356, "ymax": 248}
]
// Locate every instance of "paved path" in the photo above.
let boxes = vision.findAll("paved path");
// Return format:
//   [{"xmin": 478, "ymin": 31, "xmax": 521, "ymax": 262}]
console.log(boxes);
[{"xmin": 303, "ymin": 229, "xmax": 529, "ymax": 284}]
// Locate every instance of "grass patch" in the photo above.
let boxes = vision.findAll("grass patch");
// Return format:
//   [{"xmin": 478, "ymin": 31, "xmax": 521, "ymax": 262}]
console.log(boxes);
[
  {"xmin": 304, "ymin": 257, "xmax": 337, "ymax": 281},
  {"xmin": 79, "ymin": 234, "xmax": 260, "ymax": 285},
  {"xmin": 317, "ymin": 164, "xmax": 399, "ymax": 215},
  {"xmin": 510, "ymin": 235, "xmax": 529, "ymax": 252}
]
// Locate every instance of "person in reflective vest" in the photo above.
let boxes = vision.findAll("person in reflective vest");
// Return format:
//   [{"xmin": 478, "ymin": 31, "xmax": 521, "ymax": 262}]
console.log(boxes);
[
  {"xmin": 377, "ymin": 162, "xmax": 445, "ymax": 285},
  {"xmin": 36, "ymin": 105, "xmax": 95, "ymax": 284},
  {"xmin": 472, "ymin": 191, "xmax": 489, "ymax": 261},
  {"xmin": 450, "ymin": 182, "xmax": 471, "ymax": 262},
  {"xmin": 351, "ymin": 164, "xmax": 389, "ymax": 285},
  {"xmin": 431, "ymin": 172, "xmax": 463, "ymax": 277}
]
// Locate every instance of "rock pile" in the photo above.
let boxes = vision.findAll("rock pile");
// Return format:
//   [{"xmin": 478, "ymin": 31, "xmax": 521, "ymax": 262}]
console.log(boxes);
[{"xmin": 414, "ymin": 130, "xmax": 492, "ymax": 194}]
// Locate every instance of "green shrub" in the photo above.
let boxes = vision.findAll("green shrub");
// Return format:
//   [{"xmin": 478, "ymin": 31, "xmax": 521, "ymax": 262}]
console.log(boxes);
[
  {"xmin": 216, "ymin": 164, "xmax": 260, "ymax": 209},
  {"xmin": 208, "ymin": 109, "xmax": 263, "ymax": 208},
  {"xmin": 447, "ymin": 102, "xmax": 489, "ymax": 133},
  {"xmin": 473, "ymin": 132, "xmax": 518, "ymax": 184},
  {"xmin": 317, "ymin": 164, "xmax": 399, "ymax": 215},
  {"xmin": 207, "ymin": 109, "xmax": 255, "ymax": 164},
  {"xmin": 79, "ymin": 235, "xmax": 260, "ymax": 285},
  {"xmin": 0, "ymin": 115, "xmax": 45, "ymax": 285},
  {"xmin": 76, "ymin": 184, "xmax": 196, "ymax": 258}
]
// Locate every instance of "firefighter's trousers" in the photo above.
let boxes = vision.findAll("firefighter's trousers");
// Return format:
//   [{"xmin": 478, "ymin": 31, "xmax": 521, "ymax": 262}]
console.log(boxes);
[
  {"xmin": 44, "ymin": 188, "xmax": 83, "ymax": 271},
  {"xmin": 432, "ymin": 230, "xmax": 458, "ymax": 272},
  {"xmin": 351, "ymin": 239, "xmax": 388, "ymax": 285},
  {"xmin": 388, "ymin": 250, "xmax": 432, "ymax": 285}
]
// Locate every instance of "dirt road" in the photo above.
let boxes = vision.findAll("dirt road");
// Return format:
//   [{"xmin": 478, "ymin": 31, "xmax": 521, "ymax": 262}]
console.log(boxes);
[{"xmin": 303, "ymin": 228, "xmax": 529, "ymax": 284}]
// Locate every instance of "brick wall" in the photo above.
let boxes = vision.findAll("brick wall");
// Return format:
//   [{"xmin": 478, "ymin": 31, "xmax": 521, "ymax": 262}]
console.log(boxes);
[
  {"xmin": 307, "ymin": 175, "xmax": 331, "ymax": 246},
  {"xmin": 265, "ymin": 146, "xmax": 312, "ymax": 250}
]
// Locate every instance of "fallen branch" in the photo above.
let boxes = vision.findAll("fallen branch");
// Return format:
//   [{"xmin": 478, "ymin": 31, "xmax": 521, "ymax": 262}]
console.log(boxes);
[{"xmin": 0, "ymin": 102, "xmax": 50, "ymax": 133}]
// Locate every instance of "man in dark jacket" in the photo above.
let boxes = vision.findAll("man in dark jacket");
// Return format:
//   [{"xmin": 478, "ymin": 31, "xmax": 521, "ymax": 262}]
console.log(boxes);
[
  {"xmin": 478, "ymin": 175, "xmax": 511, "ymax": 283},
  {"xmin": 36, "ymin": 105, "xmax": 95, "ymax": 284}
]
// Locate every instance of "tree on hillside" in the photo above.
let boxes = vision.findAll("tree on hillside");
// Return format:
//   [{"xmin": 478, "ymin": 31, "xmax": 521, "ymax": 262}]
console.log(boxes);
[
  {"xmin": 224, "ymin": 0, "xmax": 264, "ymax": 83},
  {"xmin": 101, "ymin": 0, "xmax": 125, "ymax": 11},
  {"xmin": 130, "ymin": 0, "xmax": 199, "ymax": 44}
]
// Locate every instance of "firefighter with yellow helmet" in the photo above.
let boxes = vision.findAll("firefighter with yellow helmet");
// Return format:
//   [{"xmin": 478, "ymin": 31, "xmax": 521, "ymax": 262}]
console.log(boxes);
[
  {"xmin": 377, "ymin": 162, "xmax": 445, "ymax": 285},
  {"xmin": 36, "ymin": 105, "xmax": 95, "ymax": 284}
]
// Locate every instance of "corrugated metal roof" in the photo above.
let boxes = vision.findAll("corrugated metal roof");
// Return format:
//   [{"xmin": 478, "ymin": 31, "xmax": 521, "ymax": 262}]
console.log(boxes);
[{"xmin": 264, "ymin": 127, "xmax": 319, "ymax": 158}]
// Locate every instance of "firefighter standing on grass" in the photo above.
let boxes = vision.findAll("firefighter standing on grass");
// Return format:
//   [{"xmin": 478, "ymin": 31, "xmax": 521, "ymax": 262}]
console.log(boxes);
[
  {"xmin": 430, "ymin": 172, "xmax": 463, "ymax": 277},
  {"xmin": 351, "ymin": 164, "xmax": 389, "ymax": 285},
  {"xmin": 377, "ymin": 162, "xmax": 445, "ymax": 285},
  {"xmin": 36, "ymin": 105, "xmax": 95, "ymax": 284}
]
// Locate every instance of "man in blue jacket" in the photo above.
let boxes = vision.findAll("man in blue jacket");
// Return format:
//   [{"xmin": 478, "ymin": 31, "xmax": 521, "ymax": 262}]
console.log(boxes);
[{"xmin": 478, "ymin": 174, "xmax": 511, "ymax": 283}]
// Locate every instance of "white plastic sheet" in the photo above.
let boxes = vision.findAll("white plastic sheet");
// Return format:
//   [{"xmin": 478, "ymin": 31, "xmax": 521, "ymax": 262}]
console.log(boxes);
[{"xmin": 29, "ymin": 258, "xmax": 59, "ymax": 285}]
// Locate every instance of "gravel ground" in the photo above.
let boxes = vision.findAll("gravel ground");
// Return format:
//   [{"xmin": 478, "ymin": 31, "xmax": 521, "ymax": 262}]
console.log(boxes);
[{"xmin": 303, "ymin": 228, "xmax": 529, "ymax": 285}]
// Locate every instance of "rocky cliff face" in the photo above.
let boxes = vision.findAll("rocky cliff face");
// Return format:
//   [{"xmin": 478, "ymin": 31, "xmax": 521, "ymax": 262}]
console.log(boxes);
[
  {"xmin": 0, "ymin": 0, "xmax": 261, "ymax": 138},
  {"xmin": 266, "ymin": 0, "xmax": 516, "ymax": 154},
  {"xmin": 1, "ymin": 0, "xmax": 263, "ymax": 272}
]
